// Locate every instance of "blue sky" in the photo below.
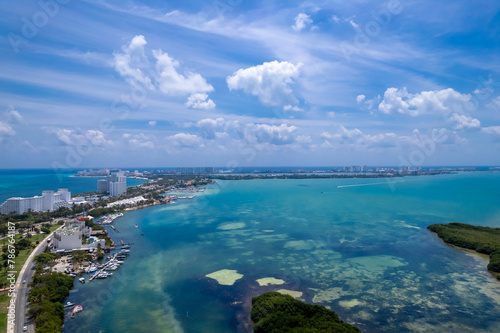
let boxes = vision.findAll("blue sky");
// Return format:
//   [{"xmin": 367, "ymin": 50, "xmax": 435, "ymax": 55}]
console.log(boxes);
[{"xmin": 1, "ymin": 0, "xmax": 499, "ymax": 169}]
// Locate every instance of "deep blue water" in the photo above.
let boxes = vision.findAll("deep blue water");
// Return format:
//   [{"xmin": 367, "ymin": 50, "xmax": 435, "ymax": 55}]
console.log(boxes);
[
  {"xmin": 0, "ymin": 169, "xmax": 147, "ymax": 203},
  {"xmin": 55, "ymin": 171, "xmax": 500, "ymax": 333}
]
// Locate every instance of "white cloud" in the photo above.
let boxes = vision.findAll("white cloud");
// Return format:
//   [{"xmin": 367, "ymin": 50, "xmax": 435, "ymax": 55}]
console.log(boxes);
[
  {"xmin": 244, "ymin": 123, "xmax": 298, "ymax": 145},
  {"xmin": 449, "ymin": 113, "xmax": 480, "ymax": 130},
  {"xmin": 185, "ymin": 93, "xmax": 216, "ymax": 110},
  {"xmin": 113, "ymin": 35, "xmax": 154, "ymax": 90},
  {"xmin": 377, "ymin": 87, "xmax": 473, "ymax": 116},
  {"xmin": 196, "ymin": 118, "xmax": 226, "ymax": 140},
  {"xmin": 283, "ymin": 105, "xmax": 304, "ymax": 112},
  {"xmin": 331, "ymin": 15, "xmax": 341, "ymax": 23},
  {"xmin": 148, "ymin": 120, "xmax": 157, "ymax": 126},
  {"xmin": 0, "ymin": 121, "xmax": 15, "ymax": 141},
  {"xmin": 126, "ymin": 133, "xmax": 155, "ymax": 149},
  {"xmin": 322, "ymin": 126, "xmax": 398, "ymax": 149},
  {"xmin": 166, "ymin": 133, "xmax": 204, "ymax": 148},
  {"xmin": 153, "ymin": 49, "xmax": 213, "ymax": 96},
  {"xmin": 292, "ymin": 13, "xmax": 313, "ymax": 32},
  {"xmin": 430, "ymin": 128, "xmax": 467, "ymax": 145},
  {"xmin": 193, "ymin": 118, "xmax": 303, "ymax": 146},
  {"xmin": 6, "ymin": 105, "xmax": 25, "ymax": 124},
  {"xmin": 114, "ymin": 35, "xmax": 214, "ymax": 105},
  {"xmin": 482, "ymin": 126, "xmax": 500, "ymax": 136},
  {"xmin": 488, "ymin": 96, "xmax": 500, "ymax": 109},
  {"xmin": 227, "ymin": 61, "xmax": 302, "ymax": 107},
  {"xmin": 43, "ymin": 127, "xmax": 113, "ymax": 147},
  {"xmin": 356, "ymin": 94, "xmax": 366, "ymax": 104}
]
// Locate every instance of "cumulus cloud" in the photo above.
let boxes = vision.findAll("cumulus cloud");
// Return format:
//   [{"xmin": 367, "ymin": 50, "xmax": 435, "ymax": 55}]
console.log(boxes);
[
  {"xmin": 449, "ymin": 113, "xmax": 480, "ymax": 130},
  {"xmin": 356, "ymin": 94, "xmax": 366, "ymax": 104},
  {"xmin": 185, "ymin": 93, "xmax": 216, "ymax": 110},
  {"xmin": 148, "ymin": 120, "xmax": 157, "ymax": 126},
  {"xmin": 377, "ymin": 87, "xmax": 473, "ymax": 116},
  {"xmin": 0, "ymin": 105, "xmax": 26, "ymax": 142},
  {"xmin": 196, "ymin": 118, "xmax": 225, "ymax": 140},
  {"xmin": 153, "ymin": 49, "xmax": 213, "ymax": 96},
  {"xmin": 0, "ymin": 121, "xmax": 15, "ymax": 141},
  {"xmin": 43, "ymin": 127, "xmax": 113, "ymax": 147},
  {"xmin": 292, "ymin": 13, "xmax": 313, "ymax": 32},
  {"xmin": 6, "ymin": 105, "xmax": 26, "ymax": 125},
  {"xmin": 482, "ymin": 126, "xmax": 500, "ymax": 136},
  {"xmin": 113, "ymin": 35, "xmax": 154, "ymax": 90},
  {"xmin": 124, "ymin": 133, "xmax": 155, "ymax": 149},
  {"xmin": 322, "ymin": 126, "xmax": 398, "ymax": 149},
  {"xmin": 114, "ymin": 35, "xmax": 214, "ymax": 107},
  {"xmin": 430, "ymin": 128, "xmax": 467, "ymax": 145},
  {"xmin": 166, "ymin": 133, "xmax": 203, "ymax": 148},
  {"xmin": 245, "ymin": 123, "xmax": 298, "ymax": 145},
  {"xmin": 227, "ymin": 60, "xmax": 302, "ymax": 107},
  {"xmin": 193, "ymin": 118, "xmax": 305, "ymax": 147},
  {"xmin": 283, "ymin": 105, "xmax": 304, "ymax": 112}
]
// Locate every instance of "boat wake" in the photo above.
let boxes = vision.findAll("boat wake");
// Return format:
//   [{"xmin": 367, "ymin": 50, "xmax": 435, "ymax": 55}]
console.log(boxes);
[{"xmin": 337, "ymin": 180, "xmax": 403, "ymax": 188}]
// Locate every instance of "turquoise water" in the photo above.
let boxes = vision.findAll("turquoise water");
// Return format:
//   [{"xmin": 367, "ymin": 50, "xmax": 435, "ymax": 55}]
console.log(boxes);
[
  {"xmin": 0, "ymin": 169, "xmax": 147, "ymax": 203},
  {"xmin": 55, "ymin": 172, "xmax": 500, "ymax": 332}
]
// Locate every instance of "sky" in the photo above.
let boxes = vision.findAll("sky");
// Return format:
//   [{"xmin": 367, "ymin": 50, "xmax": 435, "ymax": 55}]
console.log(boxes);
[{"xmin": 0, "ymin": 0, "xmax": 499, "ymax": 169}]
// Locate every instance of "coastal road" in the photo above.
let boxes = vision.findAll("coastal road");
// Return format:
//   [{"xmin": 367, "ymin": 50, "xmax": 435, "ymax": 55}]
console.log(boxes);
[{"xmin": 11, "ymin": 228, "xmax": 61, "ymax": 333}]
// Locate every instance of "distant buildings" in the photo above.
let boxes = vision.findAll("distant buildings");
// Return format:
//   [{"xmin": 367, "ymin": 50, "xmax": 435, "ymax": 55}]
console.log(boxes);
[
  {"xmin": 97, "ymin": 169, "xmax": 127, "ymax": 197},
  {"xmin": 176, "ymin": 167, "xmax": 214, "ymax": 175},
  {"xmin": 76, "ymin": 169, "xmax": 110, "ymax": 177},
  {"xmin": 0, "ymin": 189, "xmax": 72, "ymax": 215}
]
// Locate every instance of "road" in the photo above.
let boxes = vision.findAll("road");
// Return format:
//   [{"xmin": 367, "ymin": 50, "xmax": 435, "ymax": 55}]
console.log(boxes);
[{"xmin": 11, "ymin": 228, "xmax": 60, "ymax": 333}]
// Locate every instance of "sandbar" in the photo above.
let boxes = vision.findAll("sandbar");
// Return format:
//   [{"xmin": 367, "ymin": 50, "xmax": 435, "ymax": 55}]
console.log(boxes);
[
  {"xmin": 256, "ymin": 277, "xmax": 285, "ymax": 286},
  {"xmin": 206, "ymin": 269, "xmax": 243, "ymax": 285}
]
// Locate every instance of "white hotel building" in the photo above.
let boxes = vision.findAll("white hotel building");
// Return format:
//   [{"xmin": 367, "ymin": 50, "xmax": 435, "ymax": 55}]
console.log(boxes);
[
  {"xmin": 97, "ymin": 169, "xmax": 127, "ymax": 197},
  {"xmin": 0, "ymin": 189, "xmax": 71, "ymax": 215}
]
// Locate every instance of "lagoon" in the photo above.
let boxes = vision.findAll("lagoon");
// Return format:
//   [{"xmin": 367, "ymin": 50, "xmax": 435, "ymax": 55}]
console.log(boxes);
[{"xmin": 48, "ymin": 172, "xmax": 500, "ymax": 332}]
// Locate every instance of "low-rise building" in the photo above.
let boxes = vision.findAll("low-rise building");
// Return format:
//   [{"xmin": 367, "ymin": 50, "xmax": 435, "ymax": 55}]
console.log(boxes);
[{"xmin": 52, "ymin": 219, "xmax": 105, "ymax": 251}]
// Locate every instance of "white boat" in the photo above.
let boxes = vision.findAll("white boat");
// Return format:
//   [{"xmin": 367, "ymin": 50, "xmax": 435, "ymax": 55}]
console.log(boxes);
[
  {"xmin": 79, "ymin": 277, "xmax": 85, "ymax": 283},
  {"xmin": 64, "ymin": 301, "xmax": 76, "ymax": 308}
]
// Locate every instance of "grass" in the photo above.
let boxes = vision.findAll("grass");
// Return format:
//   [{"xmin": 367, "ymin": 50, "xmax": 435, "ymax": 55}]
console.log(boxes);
[{"xmin": 0, "ymin": 224, "xmax": 60, "ymax": 333}]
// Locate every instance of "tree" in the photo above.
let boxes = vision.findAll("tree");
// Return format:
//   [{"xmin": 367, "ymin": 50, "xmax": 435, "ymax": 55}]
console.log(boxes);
[{"xmin": 34, "ymin": 253, "xmax": 57, "ymax": 265}]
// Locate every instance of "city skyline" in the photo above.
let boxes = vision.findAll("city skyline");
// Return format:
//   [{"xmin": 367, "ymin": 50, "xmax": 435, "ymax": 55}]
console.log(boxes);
[{"xmin": 1, "ymin": 1, "xmax": 500, "ymax": 169}]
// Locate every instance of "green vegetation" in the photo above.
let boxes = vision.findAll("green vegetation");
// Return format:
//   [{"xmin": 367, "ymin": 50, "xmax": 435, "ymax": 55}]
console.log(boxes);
[
  {"xmin": 428, "ymin": 222, "xmax": 500, "ymax": 276},
  {"xmin": 28, "ymin": 261, "xmax": 74, "ymax": 333},
  {"xmin": 251, "ymin": 292, "xmax": 361, "ymax": 333}
]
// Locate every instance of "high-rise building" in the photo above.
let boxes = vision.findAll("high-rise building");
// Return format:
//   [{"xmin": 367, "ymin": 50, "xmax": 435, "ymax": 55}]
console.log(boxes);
[
  {"xmin": 0, "ymin": 189, "xmax": 72, "ymax": 215},
  {"xmin": 97, "ymin": 179, "xmax": 109, "ymax": 193},
  {"xmin": 96, "ymin": 170, "xmax": 127, "ymax": 197}
]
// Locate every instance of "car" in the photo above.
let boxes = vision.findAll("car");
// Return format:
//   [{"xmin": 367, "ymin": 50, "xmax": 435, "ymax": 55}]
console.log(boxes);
[
  {"xmin": 23, "ymin": 326, "xmax": 27, "ymax": 331},
  {"xmin": 22, "ymin": 280, "xmax": 26, "ymax": 284}
]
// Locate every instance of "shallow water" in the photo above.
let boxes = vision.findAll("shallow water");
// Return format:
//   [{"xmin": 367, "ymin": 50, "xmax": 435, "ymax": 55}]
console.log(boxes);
[{"xmin": 61, "ymin": 172, "xmax": 500, "ymax": 332}]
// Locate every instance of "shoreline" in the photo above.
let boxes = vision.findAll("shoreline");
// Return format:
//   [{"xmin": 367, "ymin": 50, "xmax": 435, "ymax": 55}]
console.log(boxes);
[{"xmin": 428, "ymin": 229, "xmax": 500, "ymax": 279}]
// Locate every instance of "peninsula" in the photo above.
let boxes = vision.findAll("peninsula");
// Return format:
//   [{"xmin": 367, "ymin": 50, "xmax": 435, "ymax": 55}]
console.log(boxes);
[
  {"xmin": 251, "ymin": 291, "xmax": 361, "ymax": 332},
  {"xmin": 427, "ymin": 223, "xmax": 500, "ymax": 277}
]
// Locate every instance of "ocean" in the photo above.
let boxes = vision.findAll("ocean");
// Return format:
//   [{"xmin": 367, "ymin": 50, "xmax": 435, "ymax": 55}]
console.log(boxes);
[
  {"xmin": 0, "ymin": 169, "xmax": 147, "ymax": 203},
  {"xmin": 55, "ymin": 171, "xmax": 500, "ymax": 332},
  {"xmin": 3, "ymin": 170, "xmax": 500, "ymax": 332}
]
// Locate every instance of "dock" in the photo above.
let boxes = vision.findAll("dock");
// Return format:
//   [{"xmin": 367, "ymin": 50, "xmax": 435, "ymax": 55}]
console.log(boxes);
[{"xmin": 89, "ymin": 254, "xmax": 118, "ymax": 282}]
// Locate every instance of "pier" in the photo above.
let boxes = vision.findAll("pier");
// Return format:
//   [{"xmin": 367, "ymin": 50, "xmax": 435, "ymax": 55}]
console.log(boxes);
[{"xmin": 89, "ymin": 253, "xmax": 118, "ymax": 282}]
